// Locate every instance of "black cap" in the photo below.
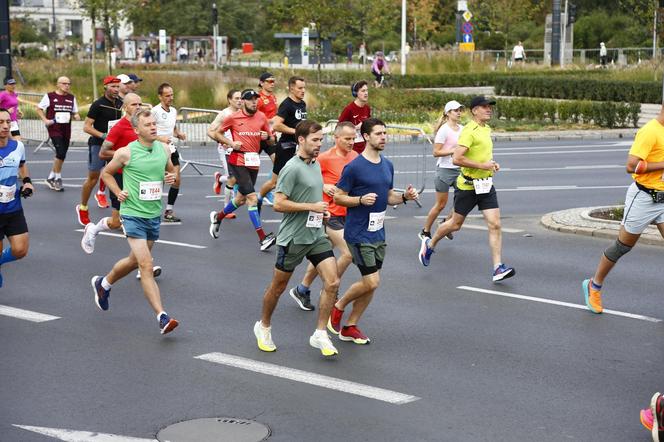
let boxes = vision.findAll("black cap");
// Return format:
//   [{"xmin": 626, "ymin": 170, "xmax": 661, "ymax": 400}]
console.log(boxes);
[
  {"xmin": 4, "ymin": 78, "xmax": 16, "ymax": 85},
  {"xmin": 241, "ymin": 89, "xmax": 260, "ymax": 100},
  {"xmin": 470, "ymin": 95, "xmax": 497, "ymax": 109},
  {"xmin": 128, "ymin": 73, "xmax": 142, "ymax": 82},
  {"xmin": 259, "ymin": 72, "xmax": 274, "ymax": 82}
]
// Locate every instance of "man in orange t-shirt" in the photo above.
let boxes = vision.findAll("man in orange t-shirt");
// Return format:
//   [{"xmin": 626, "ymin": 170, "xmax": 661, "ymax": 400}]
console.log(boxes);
[
  {"xmin": 583, "ymin": 106, "xmax": 664, "ymax": 314},
  {"xmin": 257, "ymin": 72, "xmax": 278, "ymax": 160},
  {"xmin": 209, "ymin": 89, "xmax": 278, "ymax": 252},
  {"xmin": 287, "ymin": 121, "xmax": 359, "ymax": 311}
]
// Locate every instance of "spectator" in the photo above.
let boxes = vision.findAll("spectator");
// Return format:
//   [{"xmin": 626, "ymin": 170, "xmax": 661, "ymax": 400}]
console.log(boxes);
[
  {"xmin": 512, "ymin": 41, "xmax": 526, "ymax": 65},
  {"xmin": 599, "ymin": 42, "xmax": 607, "ymax": 67}
]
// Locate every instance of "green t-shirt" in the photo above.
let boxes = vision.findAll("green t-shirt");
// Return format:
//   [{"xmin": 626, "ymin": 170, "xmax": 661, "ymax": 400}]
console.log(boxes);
[
  {"xmin": 120, "ymin": 140, "xmax": 168, "ymax": 218},
  {"xmin": 275, "ymin": 155, "xmax": 326, "ymax": 246},
  {"xmin": 455, "ymin": 120, "xmax": 494, "ymax": 191}
]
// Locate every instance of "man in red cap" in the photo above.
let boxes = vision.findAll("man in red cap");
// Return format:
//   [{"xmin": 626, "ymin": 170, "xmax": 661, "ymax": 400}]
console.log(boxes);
[{"xmin": 76, "ymin": 76, "xmax": 122, "ymax": 226}]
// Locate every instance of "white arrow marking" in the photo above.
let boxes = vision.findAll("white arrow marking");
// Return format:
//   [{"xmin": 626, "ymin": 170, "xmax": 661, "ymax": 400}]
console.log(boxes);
[{"xmin": 12, "ymin": 425, "xmax": 157, "ymax": 441}]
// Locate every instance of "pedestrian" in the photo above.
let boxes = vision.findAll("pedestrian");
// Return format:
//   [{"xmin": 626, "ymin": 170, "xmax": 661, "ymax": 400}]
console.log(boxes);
[
  {"xmin": 77, "ymin": 76, "xmax": 122, "ymax": 225},
  {"xmin": 0, "ymin": 78, "xmax": 23, "ymax": 141},
  {"xmin": 419, "ymin": 100, "xmax": 464, "ymax": 241},
  {"xmin": 582, "ymin": 104, "xmax": 664, "ymax": 314},
  {"xmin": 346, "ymin": 42, "xmax": 353, "ymax": 64},
  {"xmin": 177, "ymin": 43, "xmax": 188, "ymax": 63},
  {"xmin": 91, "ymin": 109, "xmax": 179, "ymax": 335},
  {"xmin": 418, "ymin": 96, "xmax": 516, "ymax": 283},
  {"xmin": 511, "ymin": 41, "xmax": 526, "ymax": 65},
  {"xmin": 371, "ymin": 52, "xmax": 390, "ymax": 88},
  {"xmin": 253, "ymin": 120, "xmax": 340, "ymax": 356},
  {"xmin": 0, "ymin": 108, "xmax": 34, "ymax": 288},
  {"xmin": 288, "ymin": 121, "xmax": 358, "ymax": 311},
  {"xmin": 359, "ymin": 42, "xmax": 367, "ymax": 65},
  {"xmin": 338, "ymin": 80, "xmax": 371, "ymax": 154},
  {"xmin": 35, "ymin": 76, "xmax": 80, "ymax": 193},
  {"xmin": 327, "ymin": 118, "xmax": 418, "ymax": 344},
  {"xmin": 151, "ymin": 83, "xmax": 187, "ymax": 222},
  {"xmin": 599, "ymin": 42, "xmax": 607, "ymax": 67}
]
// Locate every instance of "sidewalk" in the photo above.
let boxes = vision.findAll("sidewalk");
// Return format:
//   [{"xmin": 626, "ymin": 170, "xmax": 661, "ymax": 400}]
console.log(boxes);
[{"xmin": 540, "ymin": 206, "xmax": 663, "ymax": 246}]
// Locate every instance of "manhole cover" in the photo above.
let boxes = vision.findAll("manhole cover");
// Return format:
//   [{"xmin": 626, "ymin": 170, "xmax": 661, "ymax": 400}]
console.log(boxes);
[{"xmin": 157, "ymin": 417, "xmax": 270, "ymax": 442}]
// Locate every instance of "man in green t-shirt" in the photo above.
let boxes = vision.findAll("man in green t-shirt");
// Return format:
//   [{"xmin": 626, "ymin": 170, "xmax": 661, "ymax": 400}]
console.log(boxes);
[
  {"xmin": 253, "ymin": 120, "xmax": 340, "ymax": 357},
  {"xmin": 419, "ymin": 96, "xmax": 515, "ymax": 283},
  {"xmin": 91, "ymin": 109, "xmax": 180, "ymax": 335}
]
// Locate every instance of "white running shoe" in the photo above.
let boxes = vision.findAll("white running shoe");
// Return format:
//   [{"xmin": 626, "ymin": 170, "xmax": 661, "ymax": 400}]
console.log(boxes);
[
  {"xmin": 136, "ymin": 266, "xmax": 162, "ymax": 280},
  {"xmin": 254, "ymin": 321, "xmax": 276, "ymax": 352},
  {"xmin": 80, "ymin": 223, "xmax": 96, "ymax": 254},
  {"xmin": 309, "ymin": 330, "xmax": 338, "ymax": 356}
]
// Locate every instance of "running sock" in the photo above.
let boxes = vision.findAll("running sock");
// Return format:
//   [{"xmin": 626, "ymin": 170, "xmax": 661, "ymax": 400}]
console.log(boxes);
[
  {"xmin": 494, "ymin": 263, "xmax": 502, "ymax": 271},
  {"xmin": 248, "ymin": 206, "xmax": 266, "ymax": 241},
  {"xmin": 217, "ymin": 200, "xmax": 238, "ymax": 221},
  {"xmin": 297, "ymin": 284, "xmax": 310, "ymax": 295},
  {"xmin": 157, "ymin": 311, "xmax": 166, "ymax": 320},
  {"xmin": 79, "ymin": 204, "xmax": 88, "ymax": 211},
  {"xmin": 166, "ymin": 204, "xmax": 173, "ymax": 211},
  {"xmin": 224, "ymin": 185, "xmax": 233, "ymax": 203},
  {"xmin": 101, "ymin": 277, "xmax": 112, "ymax": 290},
  {"xmin": 54, "ymin": 173, "xmax": 62, "ymax": 180},
  {"xmin": 90, "ymin": 217, "xmax": 111, "ymax": 234},
  {"xmin": 98, "ymin": 179, "xmax": 105, "ymax": 192},
  {"xmin": 48, "ymin": 171, "xmax": 55, "ymax": 179},
  {"xmin": 590, "ymin": 280, "xmax": 602, "ymax": 290},
  {"xmin": 167, "ymin": 186, "xmax": 179, "ymax": 206},
  {"xmin": 0, "ymin": 247, "xmax": 17, "ymax": 265}
]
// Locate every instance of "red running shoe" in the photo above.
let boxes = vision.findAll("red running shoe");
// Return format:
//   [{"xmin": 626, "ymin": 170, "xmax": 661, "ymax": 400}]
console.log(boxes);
[
  {"xmin": 76, "ymin": 204, "xmax": 90, "ymax": 226},
  {"xmin": 95, "ymin": 192, "xmax": 109, "ymax": 208},
  {"xmin": 327, "ymin": 305, "xmax": 344, "ymax": 335},
  {"xmin": 339, "ymin": 325, "xmax": 371, "ymax": 345}
]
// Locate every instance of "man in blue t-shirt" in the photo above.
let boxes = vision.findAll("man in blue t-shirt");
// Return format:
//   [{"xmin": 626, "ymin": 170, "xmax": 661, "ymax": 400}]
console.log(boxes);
[
  {"xmin": 328, "ymin": 118, "xmax": 418, "ymax": 344},
  {"xmin": 0, "ymin": 108, "xmax": 34, "ymax": 287}
]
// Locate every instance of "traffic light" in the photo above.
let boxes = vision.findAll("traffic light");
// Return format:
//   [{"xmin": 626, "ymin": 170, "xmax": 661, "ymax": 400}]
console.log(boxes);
[
  {"xmin": 212, "ymin": 3, "xmax": 218, "ymax": 24},
  {"xmin": 568, "ymin": 3, "xmax": 577, "ymax": 25}
]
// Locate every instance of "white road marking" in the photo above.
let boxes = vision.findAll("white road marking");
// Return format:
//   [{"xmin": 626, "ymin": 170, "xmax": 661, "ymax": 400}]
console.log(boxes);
[
  {"xmin": 35, "ymin": 182, "xmax": 83, "ymax": 188},
  {"xmin": 195, "ymin": 352, "xmax": 420, "ymax": 405},
  {"xmin": 457, "ymin": 286, "xmax": 662, "ymax": 323},
  {"xmin": 411, "ymin": 217, "xmax": 523, "ymax": 233},
  {"xmin": 493, "ymin": 142, "xmax": 630, "ymax": 151},
  {"xmin": 74, "ymin": 230, "xmax": 206, "ymax": 249},
  {"xmin": 494, "ymin": 148, "xmax": 627, "ymax": 156},
  {"xmin": 421, "ymin": 184, "xmax": 629, "ymax": 193},
  {"xmin": 13, "ymin": 425, "xmax": 156, "ymax": 441},
  {"xmin": 27, "ymin": 160, "xmax": 88, "ymax": 164},
  {"xmin": 0, "ymin": 305, "xmax": 60, "ymax": 322},
  {"xmin": 501, "ymin": 164, "xmax": 623, "ymax": 172}
]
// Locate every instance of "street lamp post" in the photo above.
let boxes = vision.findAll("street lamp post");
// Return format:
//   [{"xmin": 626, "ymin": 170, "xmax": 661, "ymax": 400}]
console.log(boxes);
[
  {"xmin": 400, "ymin": 0, "xmax": 406, "ymax": 75},
  {"xmin": 212, "ymin": 3, "xmax": 218, "ymax": 69},
  {"xmin": 52, "ymin": 0, "xmax": 57, "ymax": 58}
]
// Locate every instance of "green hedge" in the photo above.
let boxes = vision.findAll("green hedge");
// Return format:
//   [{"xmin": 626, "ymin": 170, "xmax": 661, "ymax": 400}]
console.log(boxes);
[{"xmin": 494, "ymin": 76, "xmax": 660, "ymax": 103}]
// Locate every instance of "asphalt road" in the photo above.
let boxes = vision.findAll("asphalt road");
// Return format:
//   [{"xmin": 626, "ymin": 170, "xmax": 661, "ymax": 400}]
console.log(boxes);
[{"xmin": 1, "ymin": 138, "xmax": 661, "ymax": 441}]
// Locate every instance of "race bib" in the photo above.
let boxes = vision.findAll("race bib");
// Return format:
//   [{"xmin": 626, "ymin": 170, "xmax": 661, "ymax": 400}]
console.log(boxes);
[
  {"xmin": 0, "ymin": 184, "xmax": 16, "ymax": 203},
  {"xmin": 244, "ymin": 152, "xmax": 260, "ymax": 167},
  {"xmin": 139, "ymin": 181, "xmax": 163, "ymax": 201},
  {"xmin": 107, "ymin": 119, "xmax": 120, "ymax": 132},
  {"xmin": 354, "ymin": 130, "xmax": 364, "ymax": 143},
  {"xmin": 306, "ymin": 211, "xmax": 324, "ymax": 228},
  {"xmin": 168, "ymin": 142, "xmax": 177, "ymax": 154},
  {"xmin": 473, "ymin": 177, "xmax": 493, "ymax": 195},
  {"xmin": 368, "ymin": 210, "xmax": 386, "ymax": 232},
  {"xmin": 55, "ymin": 112, "xmax": 71, "ymax": 124},
  {"xmin": 9, "ymin": 121, "xmax": 18, "ymax": 132}
]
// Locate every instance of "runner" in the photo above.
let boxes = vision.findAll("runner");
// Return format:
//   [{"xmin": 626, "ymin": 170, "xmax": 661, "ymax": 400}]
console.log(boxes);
[
  {"xmin": 338, "ymin": 80, "xmax": 371, "ymax": 154},
  {"xmin": 0, "ymin": 78, "xmax": 22, "ymax": 140},
  {"xmin": 208, "ymin": 89, "xmax": 277, "ymax": 251},
  {"xmin": 0, "ymin": 108, "xmax": 34, "ymax": 288},
  {"xmin": 254, "ymin": 120, "xmax": 340, "ymax": 356},
  {"xmin": 582, "ymin": 105, "xmax": 664, "ymax": 314},
  {"xmin": 116, "ymin": 74, "xmax": 134, "ymax": 100},
  {"xmin": 419, "ymin": 100, "xmax": 463, "ymax": 241},
  {"xmin": 327, "ymin": 118, "xmax": 418, "ymax": 344},
  {"xmin": 418, "ymin": 96, "xmax": 516, "ymax": 283},
  {"xmin": 36, "ymin": 76, "xmax": 80, "ymax": 194},
  {"xmin": 207, "ymin": 89, "xmax": 241, "ymax": 218},
  {"xmin": 371, "ymin": 52, "xmax": 390, "ymax": 88},
  {"xmin": 288, "ymin": 121, "xmax": 358, "ymax": 311},
  {"xmin": 127, "ymin": 74, "xmax": 142, "ymax": 92},
  {"xmin": 77, "ymin": 76, "xmax": 122, "ymax": 224},
  {"xmin": 91, "ymin": 109, "xmax": 179, "ymax": 335},
  {"xmin": 256, "ymin": 72, "xmax": 278, "ymax": 207},
  {"xmin": 258, "ymin": 76, "xmax": 307, "ymax": 213},
  {"xmin": 152, "ymin": 83, "xmax": 187, "ymax": 223}
]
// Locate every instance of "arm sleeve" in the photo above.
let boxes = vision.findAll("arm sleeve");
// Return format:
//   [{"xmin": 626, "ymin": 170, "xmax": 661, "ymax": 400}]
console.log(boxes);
[
  {"xmin": 338, "ymin": 104, "xmax": 352, "ymax": 122},
  {"xmin": 457, "ymin": 126, "xmax": 473, "ymax": 149},
  {"xmin": 336, "ymin": 164, "xmax": 354, "ymax": 191},
  {"xmin": 434, "ymin": 125, "xmax": 448, "ymax": 144},
  {"xmin": 86, "ymin": 101, "xmax": 99, "ymax": 119},
  {"xmin": 276, "ymin": 101, "xmax": 290, "ymax": 120},
  {"xmin": 275, "ymin": 165, "xmax": 296, "ymax": 197},
  {"xmin": 219, "ymin": 114, "xmax": 233, "ymax": 133},
  {"xmin": 37, "ymin": 94, "xmax": 50, "ymax": 110},
  {"xmin": 629, "ymin": 125, "xmax": 656, "ymax": 160},
  {"xmin": 105, "ymin": 122, "xmax": 121, "ymax": 144}
]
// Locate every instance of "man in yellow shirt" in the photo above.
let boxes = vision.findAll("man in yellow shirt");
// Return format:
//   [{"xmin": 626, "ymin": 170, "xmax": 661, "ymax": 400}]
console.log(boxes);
[{"xmin": 583, "ymin": 107, "xmax": 664, "ymax": 314}]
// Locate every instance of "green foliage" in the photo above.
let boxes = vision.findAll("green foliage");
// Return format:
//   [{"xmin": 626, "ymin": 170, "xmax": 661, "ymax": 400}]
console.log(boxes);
[
  {"xmin": 11, "ymin": 18, "xmax": 49, "ymax": 45},
  {"xmin": 574, "ymin": 10, "xmax": 650, "ymax": 49}
]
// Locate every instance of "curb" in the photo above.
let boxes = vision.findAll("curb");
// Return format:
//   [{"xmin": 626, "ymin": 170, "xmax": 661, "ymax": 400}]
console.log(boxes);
[
  {"xmin": 492, "ymin": 129, "xmax": 637, "ymax": 142},
  {"xmin": 540, "ymin": 207, "xmax": 663, "ymax": 246}
]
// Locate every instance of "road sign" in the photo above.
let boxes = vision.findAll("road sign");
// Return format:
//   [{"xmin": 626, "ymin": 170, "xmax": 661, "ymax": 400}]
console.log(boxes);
[
  {"xmin": 463, "ymin": 10, "xmax": 473, "ymax": 22},
  {"xmin": 459, "ymin": 42, "xmax": 475, "ymax": 52},
  {"xmin": 462, "ymin": 22, "xmax": 473, "ymax": 34},
  {"xmin": 463, "ymin": 33, "xmax": 473, "ymax": 43}
]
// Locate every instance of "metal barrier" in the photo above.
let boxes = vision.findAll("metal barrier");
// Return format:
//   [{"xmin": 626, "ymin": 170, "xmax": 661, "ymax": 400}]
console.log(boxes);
[
  {"xmin": 177, "ymin": 107, "xmax": 226, "ymax": 174},
  {"xmin": 16, "ymin": 92, "xmax": 53, "ymax": 152}
]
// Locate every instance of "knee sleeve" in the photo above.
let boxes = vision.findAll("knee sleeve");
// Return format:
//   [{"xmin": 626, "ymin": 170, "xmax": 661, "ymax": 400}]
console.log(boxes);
[{"xmin": 603, "ymin": 239, "xmax": 632, "ymax": 263}]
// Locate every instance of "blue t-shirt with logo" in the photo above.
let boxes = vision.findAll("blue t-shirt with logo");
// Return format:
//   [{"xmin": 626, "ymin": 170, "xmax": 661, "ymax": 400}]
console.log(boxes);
[
  {"xmin": 337, "ymin": 154, "xmax": 394, "ymax": 244},
  {"xmin": 0, "ymin": 139, "xmax": 25, "ymax": 214}
]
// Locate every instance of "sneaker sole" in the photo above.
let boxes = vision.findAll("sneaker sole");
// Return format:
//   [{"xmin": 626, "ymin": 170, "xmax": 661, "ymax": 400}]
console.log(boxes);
[
  {"xmin": 209, "ymin": 212, "xmax": 220, "ymax": 239},
  {"xmin": 582, "ymin": 279, "xmax": 602, "ymax": 314},
  {"xmin": 260, "ymin": 236, "xmax": 276, "ymax": 252},
  {"xmin": 642, "ymin": 408, "xmax": 654, "ymax": 431},
  {"xmin": 45, "ymin": 180, "xmax": 56, "ymax": 190},
  {"xmin": 90, "ymin": 276, "xmax": 108, "ymax": 311},
  {"xmin": 493, "ymin": 268, "xmax": 515, "ymax": 282},
  {"xmin": 160, "ymin": 319, "xmax": 179, "ymax": 335},
  {"xmin": 338, "ymin": 334, "xmax": 370, "ymax": 345},
  {"xmin": 288, "ymin": 288, "xmax": 315, "ymax": 311},
  {"xmin": 309, "ymin": 337, "xmax": 338, "ymax": 356},
  {"xmin": 651, "ymin": 392, "xmax": 662, "ymax": 442},
  {"xmin": 327, "ymin": 317, "xmax": 341, "ymax": 335},
  {"xmin": 253, "ymin": 325, "xmax": 276, "ymax": 352},
  {"xmin": 81, "ymin": 223, "xmax": 94, "ymax": 254},
  {"xmin": 418, "ymin": 237, "xmax": 430, "ymax": 266}
]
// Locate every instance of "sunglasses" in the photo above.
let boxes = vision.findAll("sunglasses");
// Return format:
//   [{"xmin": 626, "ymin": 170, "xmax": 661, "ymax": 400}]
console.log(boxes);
[{"xmin": 263, "ymin": 79, "xmax": 275, "ymax": 84}]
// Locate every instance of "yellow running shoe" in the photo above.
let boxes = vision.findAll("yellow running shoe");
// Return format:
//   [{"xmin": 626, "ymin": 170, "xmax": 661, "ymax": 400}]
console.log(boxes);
[
  {"xmin": 582, "ymin": 279, "xmax": 603, "ymax": 314},
  {"xmin": 254, "ymin": 321, "xmax": 276, "ymax": 352}
]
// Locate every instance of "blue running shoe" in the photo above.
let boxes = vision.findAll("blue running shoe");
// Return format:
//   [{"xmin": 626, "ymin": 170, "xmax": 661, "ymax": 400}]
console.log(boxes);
[
  {"xmin": 0, "ymin": 267, "xmax": 3, "ymax": 288},
  {"xmin": 492, "ymin": 264, "xmax": 515, "ymax": 282},
  {"xmin": 91, "ymin": 275, "xmax": 110, "ymax": 311},
  {"xmin": 159, "ymin": 312, "xmax": 179, "ymax": 335},
  {"xmin": 264, "ymin": 191, "xmax": 275, "ymax": 206},
  {"xmin": 418, "ymin": 237, "xmax": 434, "ymax": 266}
]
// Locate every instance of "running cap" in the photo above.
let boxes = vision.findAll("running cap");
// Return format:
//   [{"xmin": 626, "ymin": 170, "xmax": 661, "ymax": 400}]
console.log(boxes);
[
  {"xmin": 259, "ymin": 72, "xmax": 275, "ymax": 82},
  {"xmin": 103, "ymin": 75, "xmax": 121, "ymax": 85},
  {"xmin": 444, "ymin": 100, "xmax": 464, "ymax": 114},
  {"xmin": 469, "ymin": 95, "xmax": 496, "ymax": 109},
  {"xmin": 241, "ymin": 89, "xmax": 260, "ymax": 100},
  {"xmin": 4, "ymin": 78, "xmax": 16, "ymax": 85},
  {"xmin": 127, "ymin": 73, "xmax": 142, "ymax": 82},
  {"xmin": 116, "ymin": 74, "xmax": 133, "ymax": 84}
]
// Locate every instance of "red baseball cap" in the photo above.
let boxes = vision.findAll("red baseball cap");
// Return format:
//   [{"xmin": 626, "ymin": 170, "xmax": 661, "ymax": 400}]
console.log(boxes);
[{"xmin": 103, "ymin": 75, "xmax": 121, "ymax": 85}]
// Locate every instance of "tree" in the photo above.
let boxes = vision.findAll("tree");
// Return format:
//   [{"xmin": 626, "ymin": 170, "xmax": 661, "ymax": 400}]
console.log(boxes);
[{"xmin": 77, "ymin": 0, "xmax": 127, "ymax": 74}]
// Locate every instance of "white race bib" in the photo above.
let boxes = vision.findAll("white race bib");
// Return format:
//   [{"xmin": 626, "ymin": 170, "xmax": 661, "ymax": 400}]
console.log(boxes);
[
  {"xmin": 306, "ymin": 211, "xmax": 324, "ymax": 228},
  {"xmin": 473, "ymin": 177, "xmax": 493, "ymax": 195},
  {"xmin": 107, "ymin": 119, "xmax": 120, "ymax": 132},
  {"xmin": 55, "ymin": 112, "xmax": 71, "ymax": 124},
  {"xmin": 139, "ymin": 181, "xmax": 163, "ymax": 201},
  {"xmin": 9, "ymin": 121, "xmax": 18, "ymax": 132},
  {"xmin": 0, "ymin": 184, "xmax": 16, "ymax": 203},
  {"xmin": 244, "ymin": 152, "xmax": 260, "ymax": 167},
  {"xmin": 167, "ymin": 142, "xmax": 177, "ymax": 154},
  {"xmin": 368, "ymin": 210, "xmax": 386, "ymax": 232}
]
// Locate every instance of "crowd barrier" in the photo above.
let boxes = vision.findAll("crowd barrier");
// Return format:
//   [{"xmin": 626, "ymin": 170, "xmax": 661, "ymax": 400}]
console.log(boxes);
[{"xmin": 16, "ymin": 92, "xmax": 54, "ymax": 152}]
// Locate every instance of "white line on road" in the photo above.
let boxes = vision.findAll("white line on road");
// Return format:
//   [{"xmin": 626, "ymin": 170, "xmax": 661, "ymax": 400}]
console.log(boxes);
[
  {"xmin": 73, "ymin": 230, "xmax": 206, "ymax": 249},
  {"xmin": 457, "ymin": 286, "xmax": 662, "ymax": 323},
  {"xmin": 13, "ymin": 425, "xmax": 156, "ymax": 441},
  {"xmin": 494, "ymin": 148, "xmax": 627, "ymax": 156},
  {"xmin": 0, "ymin": 305, "xmax": 60, "ymax": 322},
  {"xmin": 493, "ymin": 142, "xmax": 630, "ymax": 151},
  {"xmin": 421, "ymin": 184, "xmax": 629, "ymax": 194},
  {"xmin": 411, "ymin": 217, "xmax": 524, "ymax": 233},
  {"xmin": 501, "ymin": 165, "xmax": 623, "ymax": 172},
  {"xmin": 195, "ymin": 352, "xmax": 420, "ymax": 405}
]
